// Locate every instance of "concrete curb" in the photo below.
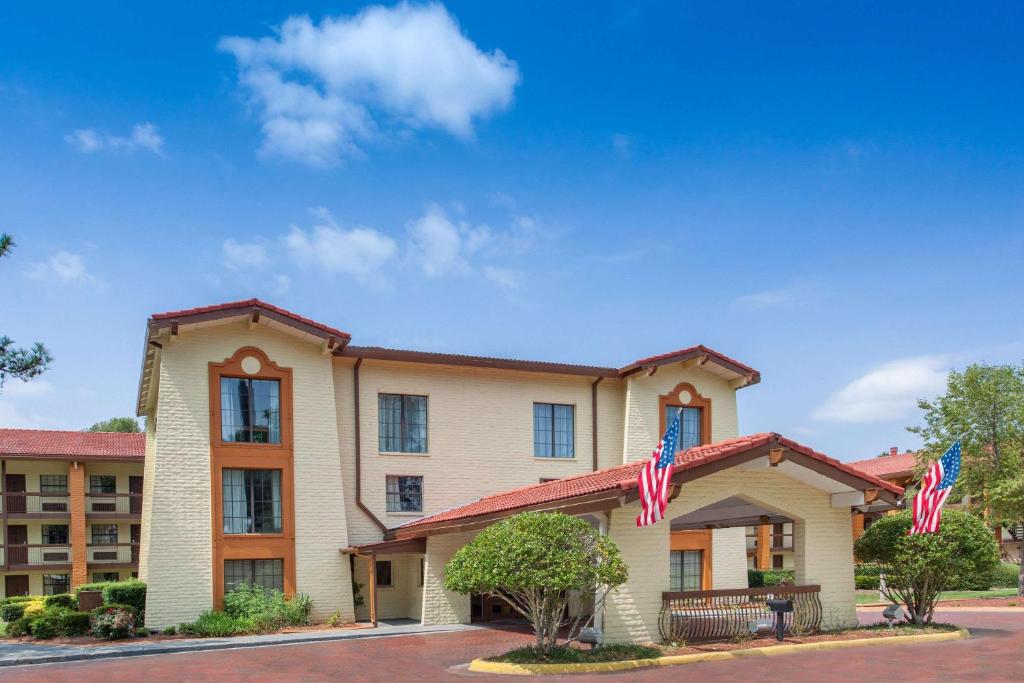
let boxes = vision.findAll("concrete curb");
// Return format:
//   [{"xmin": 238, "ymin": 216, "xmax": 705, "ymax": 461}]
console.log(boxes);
[
  {"xmin": 0, "ymin": 623, "xmax": 477, "ymax": 668},
  {"xmin": 468, "ymin": 628, "xmax": 970, "ymax": 676}
]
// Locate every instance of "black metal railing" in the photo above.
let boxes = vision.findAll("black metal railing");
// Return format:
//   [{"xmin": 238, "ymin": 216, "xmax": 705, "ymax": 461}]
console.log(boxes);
[{"xmin": 659, "ymin": 584, "xmax": 822, "ymax": 642}]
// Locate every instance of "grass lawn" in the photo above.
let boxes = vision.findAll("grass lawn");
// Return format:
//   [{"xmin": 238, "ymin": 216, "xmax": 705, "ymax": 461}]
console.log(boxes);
[{"xmin": 856, "ymin": 588, "xmax": 1018, "ymax": 605}]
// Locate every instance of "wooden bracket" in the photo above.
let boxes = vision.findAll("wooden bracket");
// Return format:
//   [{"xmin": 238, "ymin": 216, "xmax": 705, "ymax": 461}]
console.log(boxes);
[
  {"xmin": 863, "ymin": 488, "xmax": 880, "ymax": 504},
  {"xmin": 249, "ymin": 310, "xmax": 260, "ymax": 329},
  {"xmin": 168, "ymin": 321, "xmax": 179, "ymax": 342},
  {"xmin": 758, "ymin": 514, "xmax": 771, "ymax": 524},
  {"xmin": 768, "ymin": 448, "xmax": 785, "ymax": 467},
  {"xmin": 645, "ymin": 365, "xmax": 658, "ymax": 376},
  {"xmin": 321, "ymin": 336, "xmax": 336, "ymax": 356},
  {"xmin": 668, "ymin": 484, "xmax": 682, "ymax": 502}
]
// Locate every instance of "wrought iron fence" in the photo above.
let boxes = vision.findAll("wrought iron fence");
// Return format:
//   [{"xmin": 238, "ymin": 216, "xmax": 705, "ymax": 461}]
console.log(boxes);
[{"xmin": 660, "ymin": 584, "xmax": 822, "ymax": 642}]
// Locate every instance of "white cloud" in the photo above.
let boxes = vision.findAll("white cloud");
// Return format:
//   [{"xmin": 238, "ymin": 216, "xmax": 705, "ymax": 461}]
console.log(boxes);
[
  {"xmin": 218, "ymin": 3, "xmax": 519, "ymax": 166},
  {"xmin": 222, "ymin": 239, "xmax": 269, "ymax": 270},
  {"xmin": 482, "ymin": 265, "xmax": 520, "ymax": 290},
  {"xmin": 2, "ymin": 379, "xmax": 53, "ymax": 398},
  {"xmin": 65, "ymin": 122, "xmax": 164, "ymax": 154},
  {"xmin": 734, "ymin": 283, "xmax": 822, "ymax": 310},
  {"xmin": 813, "ymin": 355, "xmax": 949, "ymax": 423},
  {"xmin": 408, "ymin": 204, "xmax": 466, "ymax": 276},
  {"xmin": 286, "ymin": 208, "xmax": 398, "ymax": 283},
  {"xmin": 27, "ymin": 251, "xmax": 99, "ymax": 286}
]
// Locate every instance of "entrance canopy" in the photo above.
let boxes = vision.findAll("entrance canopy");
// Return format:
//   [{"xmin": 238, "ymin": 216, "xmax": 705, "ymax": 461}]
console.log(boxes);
[
  {"xmin": 671, "ymin": 496, "xmax": 792, "ymax": 531},
  {"xmin": 377, "ymin": 433, "xmax": 904, "ymax": 541}
]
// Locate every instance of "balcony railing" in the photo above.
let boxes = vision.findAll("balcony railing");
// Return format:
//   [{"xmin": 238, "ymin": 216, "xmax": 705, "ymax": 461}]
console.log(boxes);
[
  {"xmin": 86, "ymin": 493, "xmax": 143, "ymax": 516},
  {"xmin": 0, "ymin": 544, "xmax": 73, "ymax": 567},
  {"xmin": 87, "ymin": 543, "xmax": 139, "ymax": 565},
  {"xmin": 771, "ymin": 534, "xmax": 794, "ymax": 551},
  {"xmin": 660, "ymin": 585, "xmax": 822, "ymax": 642},
  {"xmin": 2, "ymin": 492, "xmax": 71, "ymax": 515}
]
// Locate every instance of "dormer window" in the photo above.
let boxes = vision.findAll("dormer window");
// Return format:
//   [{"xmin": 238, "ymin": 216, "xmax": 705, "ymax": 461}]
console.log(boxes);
[
  {"xmin": 220, "ymin": 377, "xmax": 281, "ymax": 444},
  {"xmin": 664, "ymin": 406, "xmax": 702, "ymax": 451},
  {"xmin": 659, "ymin": 382, "xmax": 712, "ymax": 452}
]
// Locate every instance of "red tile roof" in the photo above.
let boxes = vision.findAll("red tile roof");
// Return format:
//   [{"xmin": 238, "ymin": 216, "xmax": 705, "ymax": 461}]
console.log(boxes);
[
  {"xmin": 847, "ymin": 451, "xmax": 917, "ymax": 479},
  {"xmin": 150, "ymin": 298, "xmax": 351, "ymax": 340},
  {"xmin": 0, "ymin": 429, "xmax": 145, "ymax": 460},
  {"xmin": 622, "ymin": 345, "xmax": 760, "ymax": 378},
  {"xmin": 396, "ymin": 433, "xmax": 902, "ymax": 532}
]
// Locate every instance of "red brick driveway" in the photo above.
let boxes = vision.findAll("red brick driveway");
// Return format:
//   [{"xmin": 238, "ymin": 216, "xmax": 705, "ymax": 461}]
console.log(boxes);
[{"xmin": 3, "ymin": 610, "xmax": 1022, "ymax": 682}]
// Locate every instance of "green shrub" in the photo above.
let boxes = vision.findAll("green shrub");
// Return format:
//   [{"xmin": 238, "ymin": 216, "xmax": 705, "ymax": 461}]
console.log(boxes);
[
  {"xmin": 1, "ymin": 602, "xmax": 27, "ymax": 622},
  {"xmin": 223, "ymin": 584, "xmax": 311, "ymax": 631},
  {"xmin": 1, "ymin": 594, "xmax": 41, "ymax": 605},
  {"xmin": 5, "ymin": 616, "xmax": 31, "ymax": 637},
  {"xmin": 762, "ymin": 569, "xmax": 795, "ymax": 586},
  {"xmin": 29, "ymin": 610, "xmax": 65, "ymax": 639},
  {"xmin": 990, "ymin": 563, "xmax": 1021, "ymax": 589},
  {"xmin": 90, "ymin": 605, "xmax": 136, "ymax": 640},
  {"xmin": 103, "ymin": 581, "xmax": 146, "ymax": 621},
  {"xmin": 183, "ymin": 611, "xmax": 248, "ymax": 637},
  {"xmin": 855, "ymin": 575, "xmax": 880, "ymax": 590},
  {"xmin": 855, "ymin": 564, "xmax": 883, "ymax": 578},
  {"xmin": 161, "ymin": 625, "xmax": 177, "ymax": 635},
  {"xmin": 43, "ymin": 593, "xmax": 77, "ymax": 610},
  {"xmin": 747, "ymin": 569, "xmax": 764, "ymax": 587},
  {"xmin": 73, "ymin": 581, "xmax": 115, "ymax": 595},
  {"xmin": 59, "ymin": 611, "xmax": 92, "ymax": 637}
]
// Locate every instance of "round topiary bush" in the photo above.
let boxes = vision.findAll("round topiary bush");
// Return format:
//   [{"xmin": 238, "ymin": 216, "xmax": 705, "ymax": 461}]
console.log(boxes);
[
  {"xmin": 29, "ymin": 610, "xmax": 65, "ymax": 639},
  {"xmin": 855, "ymin": 509, "xmax": 1000, "ymax": 624}
]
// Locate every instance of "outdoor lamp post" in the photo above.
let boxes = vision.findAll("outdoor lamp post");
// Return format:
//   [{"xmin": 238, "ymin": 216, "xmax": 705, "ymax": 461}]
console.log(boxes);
[{"xmin": 766, "ymin": 598, "xmax": 794, "ymax": 642}]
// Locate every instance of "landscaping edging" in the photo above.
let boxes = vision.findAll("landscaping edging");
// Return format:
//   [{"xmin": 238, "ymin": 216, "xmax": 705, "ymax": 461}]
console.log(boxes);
[{"xmin": 468, "ymin": 629, "xmax": 970, "ymax": 676}]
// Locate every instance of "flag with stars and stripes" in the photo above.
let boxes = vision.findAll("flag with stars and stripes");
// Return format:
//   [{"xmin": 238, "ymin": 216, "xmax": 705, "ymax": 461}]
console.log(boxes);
[
  {"xmin": 910, "ymin": 440, "xmax": 962, "ymax": 534},
  {"xmin": 636, "ymin": 408, "xmax": 681, "ymax": 528}
]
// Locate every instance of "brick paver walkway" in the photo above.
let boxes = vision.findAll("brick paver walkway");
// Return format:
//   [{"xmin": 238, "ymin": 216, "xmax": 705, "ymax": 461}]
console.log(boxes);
[{"xmin": 2, "ymin": 609, "xmax": 1021, "ymax": 682}]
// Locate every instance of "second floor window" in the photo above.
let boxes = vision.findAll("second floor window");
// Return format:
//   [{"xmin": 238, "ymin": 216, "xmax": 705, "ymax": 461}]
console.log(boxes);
[
  {"xmin": 89, "ymin": 475, "xmax": 116, "ymax": 494},
  {"xmin": 39, "ymin": 475, "xmax": 68, "ymax": 494},
  {"xmin": 221, "ymin": 377, "xmax": 281, "ymax": 444},
  {"xmin": 386, "ymin": 475, "xmax": 423, "ymax": 513},
  {"xmin": 223, "ymin": 469, "xmax": 282, "ymax": 534},
  {"xmin": 378, "ymin": 394, "xmax": 427, "ymax": 453},
  {"xmin": 91, "ymin": 524, "xmax": 118, "ymax": 545},
  {"xmin": 664, "ymin": 406, "xmax": 702, "ymax": 451},
  {"xmin": 42, "ymin": 525, "xmax": 69, "ymax": 545},
  {"xmin": 533, "ymin": 403, "xmax": 574, "ymax": 458}
]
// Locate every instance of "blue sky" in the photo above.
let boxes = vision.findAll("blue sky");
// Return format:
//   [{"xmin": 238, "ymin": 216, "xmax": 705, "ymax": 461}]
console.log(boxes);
[{"xmin": 1, "ymin": 1, "xmax": 1022, "ymax": 460}]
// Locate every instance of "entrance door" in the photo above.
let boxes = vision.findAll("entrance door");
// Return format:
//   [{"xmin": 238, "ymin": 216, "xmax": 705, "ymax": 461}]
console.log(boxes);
[
  {"xmin": 4, "ymin": 575, "xmax": 29, "ymax": 598},
  {"xmin": 7, "ymin": 524, "xmax": 28, "ymax": 565},
  {"xmin": 5, "ymin": 474, "xmax": 26, "ymax": 514},
  {"xmin": 130, "ymin": 524, "xmax": 141, "ymax": 564},
  {"xmin": 129, "ymin": 476, "xmax": 143, "ymax": 514}
]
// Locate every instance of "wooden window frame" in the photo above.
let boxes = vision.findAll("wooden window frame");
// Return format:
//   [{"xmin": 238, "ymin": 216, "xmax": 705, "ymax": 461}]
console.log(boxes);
[
  {"xmin": 222, "ymin": 468, "xmax": 284, "ymax": 534},
  {"xmin": 209, "ymin": 347, "xmax": 296, "ymax": 609},
  {"xmin": 378, "ymin": 393, "xmax": 429, "ymax": 454},
  {"xmin": 375, "ymin": 559, "xmax": 393, "ymax": 587},
  {"xmin": 385, "ymin": 475, "xmax": 424, "ymax": 513},
  {"xmin": 658, "ymin": 382, "xmax": 712, "ymax": 449},
  {"xmin": 670, "ymin": 530, "xmax": 713, "ymax": 590}
]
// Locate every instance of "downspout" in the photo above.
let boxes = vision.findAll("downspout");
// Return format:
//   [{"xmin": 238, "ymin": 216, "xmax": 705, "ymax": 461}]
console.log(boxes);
[
  {"xmin": 591, "ymin": 377, "xmax": 603, "ymax": 471},
  {"xmin": 353, "ymin": 358, "xmax": 388, "ymax": 533}
]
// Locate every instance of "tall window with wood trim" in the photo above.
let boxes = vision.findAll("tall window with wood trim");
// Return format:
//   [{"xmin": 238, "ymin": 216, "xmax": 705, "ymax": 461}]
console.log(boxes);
[
  {"xmin": 378, "ymin": 394, "xmax": 428, "ymax": 453},
  {"xmin": 209, "ymin": 347, "xmax": 296, "ymax": 608},
  {"xmin": 659, "ymin": 382, "xmax": 712, "ymax": 451}
]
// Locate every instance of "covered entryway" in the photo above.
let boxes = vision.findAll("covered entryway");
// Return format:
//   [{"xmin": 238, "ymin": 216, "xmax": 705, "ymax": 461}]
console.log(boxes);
[{"xmin": 342, "ymin": 537, "xmax": 425, "ymax": 626}]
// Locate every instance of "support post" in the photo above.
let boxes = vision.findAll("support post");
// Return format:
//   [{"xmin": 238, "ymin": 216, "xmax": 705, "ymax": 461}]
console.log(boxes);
[
  {"xmin": 69, "ymin": 461, "xmax": 88, "ymax": 588},
  {"xmin": 756, "ymin": 524, "xmax": 771, "ymax": 569},
  {"xmin": 367, "ymin": 554, "xmax": 378, "ymax": 627}
]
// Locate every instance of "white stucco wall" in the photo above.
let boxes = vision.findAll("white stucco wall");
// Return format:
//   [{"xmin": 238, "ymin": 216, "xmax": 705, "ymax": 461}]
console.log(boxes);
[
  {"xmin": 421, "ymin": 532, "xmax": 475, "ymax": 625},
  {"xmin": 710, "ymin": 527, "xmax": 748, "ymax": 589}
]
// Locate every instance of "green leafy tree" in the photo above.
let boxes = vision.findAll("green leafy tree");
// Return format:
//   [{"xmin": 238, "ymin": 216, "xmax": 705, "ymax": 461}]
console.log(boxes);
[
  {"xmin": 855, "ymin": 510, "xmax": 999, "ymax": 624},
  {"xmin": 909, "ymin": 363, "xmax": 1024, "ymax": 595},
  {"xmin": 444, "ymin": 511, "xmax": 628, "ymax": 653},
  {"xmin": 0, "ymin": 233, "xmax": 53, "ymax": 389},
  {"xmin": 87, "ymin": 417, "xmax": 142, "ymax": 433}
]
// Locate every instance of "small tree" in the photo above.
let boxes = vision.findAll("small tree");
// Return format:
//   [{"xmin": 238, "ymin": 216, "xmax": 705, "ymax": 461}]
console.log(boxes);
[
  {"xmin": 444, "ymin": 511, "xmax": 627, "ymax": 653},
  {"xmin": 855, "ymin": 509, "xmax": 999, "ymax": 625},
  {"xmin": 0, "ymin": 233, "xmax": 52, "ymax": 389},
  {"xmin": 87, "ymin": 417, "xmax": 142, "ymax": 433}
]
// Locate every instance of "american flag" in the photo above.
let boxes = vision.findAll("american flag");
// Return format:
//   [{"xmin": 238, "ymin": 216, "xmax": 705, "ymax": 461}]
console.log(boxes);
[
  {"xmin": 910, "ymin": 440, "xmax": 962, "ymax": 534},
  {"xmin": 636, "ymin": 408, "xmax": 681, "ymax": 528}
]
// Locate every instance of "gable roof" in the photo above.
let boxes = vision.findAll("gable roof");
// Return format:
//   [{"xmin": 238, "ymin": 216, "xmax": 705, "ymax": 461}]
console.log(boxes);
[
  {"xmin": 847, "ymin": 451, "xmax": 917, "ymax": 479},
  {"xmin": 389, "ymin": 433, "xmax": 902, "ymax": 538},
  {"xmin": 149, "ymin": 299, "xmax": 352, "ymax": 342},
  {"xmin": 619, "ymin": 345, "xmax": 761, "ymax": 384},
  {"xmin": 0, "ymin": 428, "xmax": 145, "ymax": 461}
]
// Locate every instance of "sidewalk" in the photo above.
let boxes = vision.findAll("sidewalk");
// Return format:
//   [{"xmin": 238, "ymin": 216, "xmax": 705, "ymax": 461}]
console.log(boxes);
[{"xmin": 0, "ymin": 620, "xmax": 481, "ymax": 667}]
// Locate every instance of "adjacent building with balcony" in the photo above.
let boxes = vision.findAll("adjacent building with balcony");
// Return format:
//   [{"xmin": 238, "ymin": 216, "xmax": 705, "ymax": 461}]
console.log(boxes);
[{"xmin": 0, "ymin": 429, "xmax": 144, "ymax": 598}]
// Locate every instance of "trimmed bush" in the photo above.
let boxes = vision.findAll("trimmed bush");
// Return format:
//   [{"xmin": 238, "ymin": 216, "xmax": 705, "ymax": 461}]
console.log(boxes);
[
  {"xmin": 161, "ymin": 625, "xmax": 177, "ymax": 635},
  {"xmin": 29, "ymin": 610, "xmax": 65, "ymax": 639},
  {"xmin": 43, "ymin": 593, "xmax": 77, "ymax": 610},
  {"xmin": 1, "ymin": 594, "xmax": 41, "ymax": 605},
  {"xmin": 6, "ymin": 616, "xmax": 32, "ymax": 637},
  {"xmin": 855, "ymin": 575, "xmax": 880, "ymax": 590},
  {"xmin": 103, "ymin": 581, "xmax": 146, "ymax": 621},
  {"xmin": 990, "ymin": 562, "xmax": 1020, "ymax": 589},
  {"xmin": 90, "ymin": 605, "xmax": 136, "ymax": 640},
  {"xmin": 747, "ymin": 569, "xmax": 795, "ymax": 587},
  {"xmin": 22, "ymin": 599, "xmax": 46, "ymax": 618},
  {"xmin": 59, "ymin": 611, "xmax": 92, "ymax": 637},
  {"xmin": 73, "ymin": 581, "xmax": 116, "ymax": 595},
  {"xmin": 1, "ymin": 602, "xmax": 27, "ymax": 622},
  {"xmin": 181, "ymin": 611, "xmax": 247, "ymax": 637}
]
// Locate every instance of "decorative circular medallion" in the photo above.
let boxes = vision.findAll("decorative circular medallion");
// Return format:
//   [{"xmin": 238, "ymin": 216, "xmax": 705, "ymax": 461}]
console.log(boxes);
[
  {"xmin": 678, "ymin": 390, "xmax": 692, "ymax": 404},
  {"xmin": 240, "ymin": 356, "xmax": 262, "ymax": 375}
]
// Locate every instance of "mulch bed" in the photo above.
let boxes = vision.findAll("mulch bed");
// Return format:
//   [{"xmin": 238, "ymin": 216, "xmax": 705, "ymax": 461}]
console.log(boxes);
[
  {"xmin": 1, "ymin": 622, "xmax": 368, "ymax": 647},
  {"xmin": 937, "ymin": 598, "xmax": 1022, "ymax": 608},
  {"xmin": 656, "ymin": 626, "xmax": 957, "ymax": 656}
]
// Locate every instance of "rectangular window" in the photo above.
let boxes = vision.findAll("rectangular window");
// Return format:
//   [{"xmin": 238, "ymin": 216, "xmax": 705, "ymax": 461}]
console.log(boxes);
[
  {"xmin": 221, "ymin": 377, "xmax": 281, "ymax": 444},
  {"xmin": 92, "ymin": 572, "xmax": 120, "ymax": 583},
  {"xmin": 224, "ymin": 558, "xmax": 284, "ymax": 594},
  {"xmin": 41, "ymin": 525, "xmax": 69, "ymax": 545},
  {"xmin": 378, "ymin": 394, "xmax": 428, "ymax": 453},
  {"xmin": 533, "ymin": 403, "xmax": 574, "ymax": 457},
  {"xmin": 89, "ymin": 475, "xmax": 117, "ymax": 494},
  {"xmin": 385, "ymin": 476, "xmax": 423, "ymax": 513},
  {"xmin": 91, "ymin": 524, "xmax": 118, "ymax": 545},
  {"xmin": 43, "ymin": 574, "xmax": 70, "ymax": 596},
  {"xmin": 664, "ymin": 406, "xmax": 702, "ymax": 451},
  {"xmin": 222, "ymin": 469, "xmax": 283, "ymax": 534},
  {"xmin": 375, "ymin": 560, "xmax": 393, "ymax": 587},
  {"xmin": 773, "ymin": 554, "xmax": 784, "ymax": 570},
  {"xmin": 669, "ymin": 550, "xmax": 703, "ymax": 591},
  {"xmin": 39, "ymin": 475, "xmax": 68, "ymax": 493}
]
